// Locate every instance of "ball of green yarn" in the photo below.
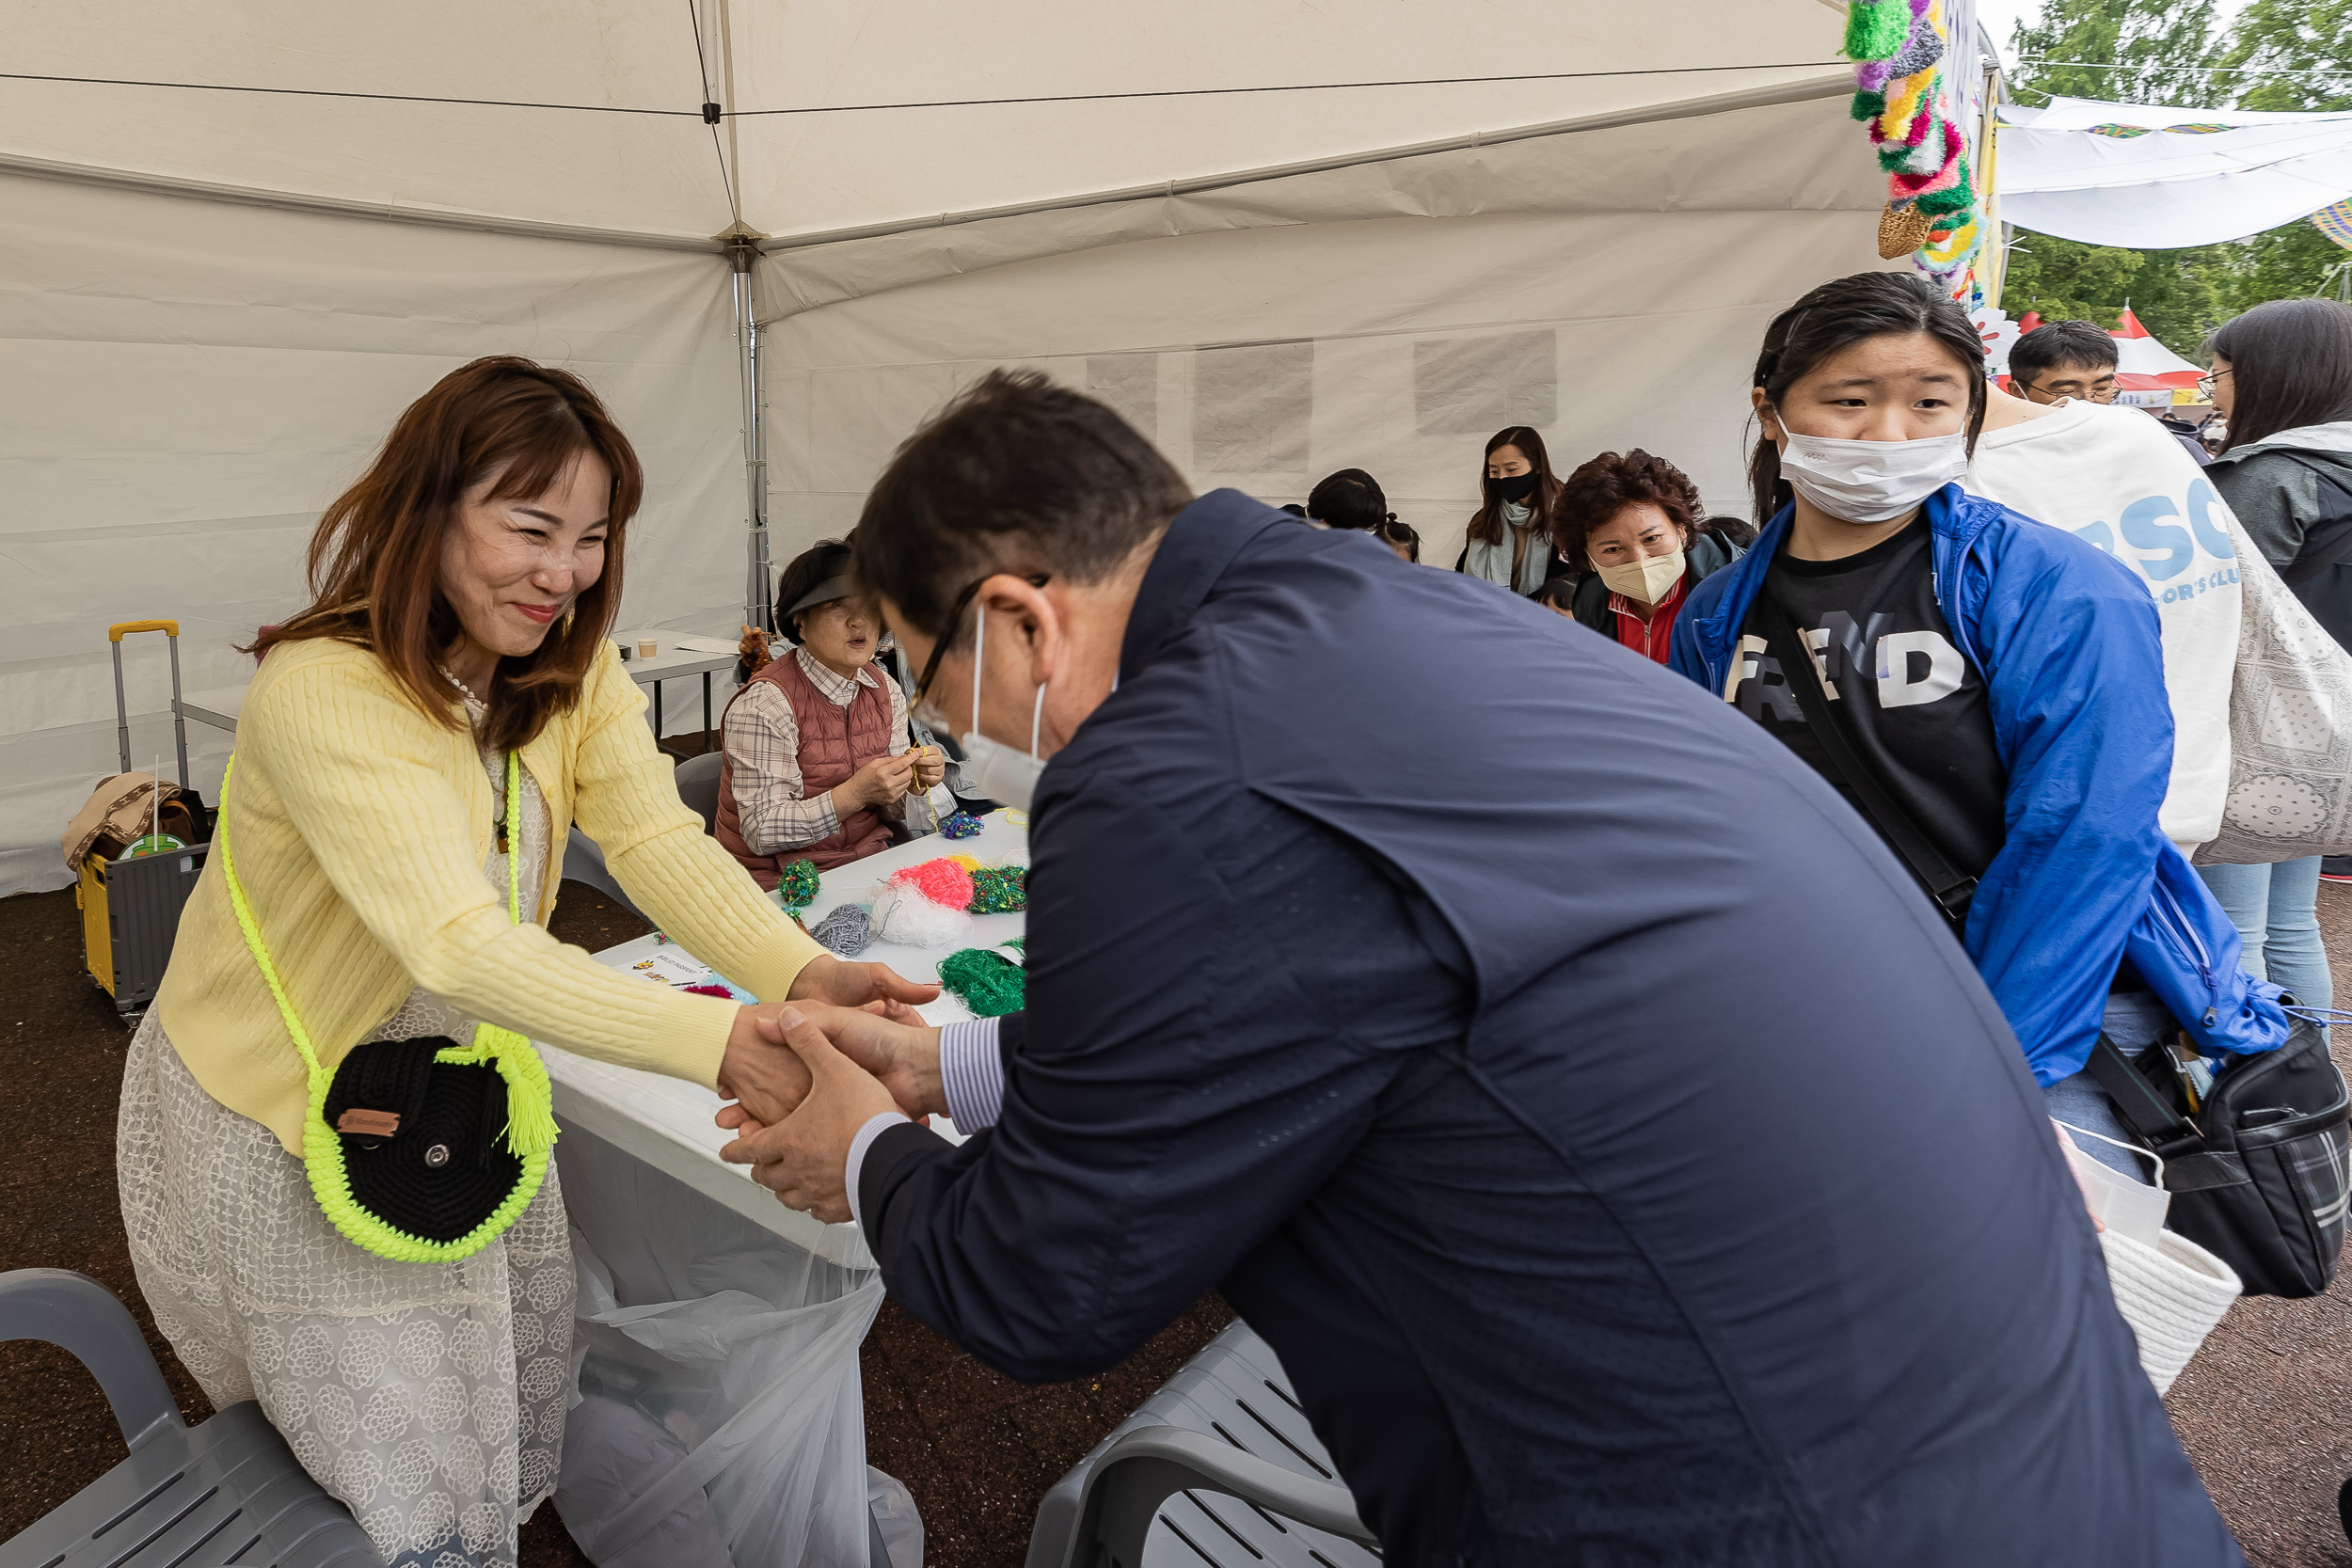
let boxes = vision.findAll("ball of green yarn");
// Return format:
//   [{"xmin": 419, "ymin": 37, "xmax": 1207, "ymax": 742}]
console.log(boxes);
[
  {"xmin": 968, "ymin": 864, "xmax": 1027, "ymax": 915},
  {"xmin": 776, "ymin": 858, "xmax": 820, "ymax": 911},
  {"xmin": 938, "ymin": 945, "xmax": 1025, "ymax": 1017}
]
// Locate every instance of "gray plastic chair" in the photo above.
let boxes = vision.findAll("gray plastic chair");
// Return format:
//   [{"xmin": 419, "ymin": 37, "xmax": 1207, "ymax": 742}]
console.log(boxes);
[
  {"xmin": 1025, "ymin": 1323, "xmax": 1379, "ymax": 1568},
  {"xmin": 562, "ymin": 828, "xmax": 649, "ymax": 922},
  {"xmin": 0, "ymin": 1269, "xmax": 379, "ymax": 1567},
  {"xmin": 673, "ymin": 752, "xmax": 724, "ymax": 836}
]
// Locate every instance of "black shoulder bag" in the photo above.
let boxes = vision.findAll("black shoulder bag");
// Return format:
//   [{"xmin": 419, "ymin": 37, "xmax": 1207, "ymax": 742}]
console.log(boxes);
[{"xmin": 1756, "ymin": 583, "xmax": 2351, "ymax": 1298}]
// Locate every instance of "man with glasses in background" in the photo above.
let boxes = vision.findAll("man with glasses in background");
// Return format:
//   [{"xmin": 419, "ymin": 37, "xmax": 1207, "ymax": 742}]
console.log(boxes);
[{"xmin": 2011, "ymin": 318, "xmax": 2215, "ymax": 466}]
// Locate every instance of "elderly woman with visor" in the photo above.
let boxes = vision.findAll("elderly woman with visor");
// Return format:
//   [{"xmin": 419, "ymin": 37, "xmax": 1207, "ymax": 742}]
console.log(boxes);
[{"xmin": 716, "ymin": 538, "xmax": 946, "ymax": 885}]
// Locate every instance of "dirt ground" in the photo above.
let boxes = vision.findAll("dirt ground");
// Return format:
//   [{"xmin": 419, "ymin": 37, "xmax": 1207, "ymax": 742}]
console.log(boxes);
[{"xmin": 3, "ymin": 875, "xmax": 2349, "ymax": 1564}]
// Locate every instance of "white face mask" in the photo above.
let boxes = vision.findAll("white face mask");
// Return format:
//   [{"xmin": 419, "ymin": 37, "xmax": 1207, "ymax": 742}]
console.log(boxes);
[
  {"xmin": 959, "ymin": 603, "xmax": 1047, "ymax": 813},
  {"xmin": 1777, "ymin": 431, "xmax": 1969, "ymax": 524},
  {"xmin": 1596, "ymin": 545, "xmax": 1687, "ymax": 606}
]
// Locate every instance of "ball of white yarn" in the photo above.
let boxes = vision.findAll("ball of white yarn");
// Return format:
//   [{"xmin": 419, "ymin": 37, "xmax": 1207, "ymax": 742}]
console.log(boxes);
[{"xmin": 868, "ymin": 880, "xmax": 971, "ymax": 949}]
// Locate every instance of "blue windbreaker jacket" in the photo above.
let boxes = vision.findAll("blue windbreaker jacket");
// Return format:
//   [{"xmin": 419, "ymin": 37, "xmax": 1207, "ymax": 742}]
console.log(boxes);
[{"xmin": 1669, "ymin": 484, "xmax": 2288, "ymax": 1084}]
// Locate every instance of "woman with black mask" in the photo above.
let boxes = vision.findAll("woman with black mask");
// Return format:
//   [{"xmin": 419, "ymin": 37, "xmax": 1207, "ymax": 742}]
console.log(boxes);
[{"xmin": 1454, "ymin": 425, "xmax": 1564, "ymax": 594}]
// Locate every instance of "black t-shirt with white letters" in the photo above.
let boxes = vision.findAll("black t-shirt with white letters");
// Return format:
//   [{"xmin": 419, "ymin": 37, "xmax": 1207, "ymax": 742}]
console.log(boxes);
[{"xmin": 1733, "ymin": 517, "xmax": 2010, "ymax": 882}]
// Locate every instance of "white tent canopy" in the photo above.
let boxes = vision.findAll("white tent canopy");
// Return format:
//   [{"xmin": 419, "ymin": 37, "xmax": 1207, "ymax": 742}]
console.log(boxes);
[
  {"xmin": 1, "ymin": 0, "xmax": 1886, "ymax": 895},
  {"xmin": 1997, "ymin": 95, "xmax": 2352, "ymax": 248}
]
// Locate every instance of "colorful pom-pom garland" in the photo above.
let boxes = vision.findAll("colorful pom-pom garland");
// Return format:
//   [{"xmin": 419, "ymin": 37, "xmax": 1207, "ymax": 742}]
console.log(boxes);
[
  {"xmin": 939, "ymin": 942, "xmax": 1026, "ymax": 1018},
  {"xmin": 1842, "ymin": 0, "xmax": 1980, "ymax": 287}
]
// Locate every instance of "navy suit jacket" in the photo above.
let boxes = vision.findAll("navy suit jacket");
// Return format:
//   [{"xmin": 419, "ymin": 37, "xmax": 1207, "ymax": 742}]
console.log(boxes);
[{"xmin": 859, "ymin": 491, "xmax": 2239, "ymax": 1567}]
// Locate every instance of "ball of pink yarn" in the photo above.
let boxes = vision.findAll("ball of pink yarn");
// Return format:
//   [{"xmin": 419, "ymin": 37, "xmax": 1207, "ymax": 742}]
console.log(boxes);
[{"xmin": 892, "ymin": 857, "xmax": 975, "ymax": 911}]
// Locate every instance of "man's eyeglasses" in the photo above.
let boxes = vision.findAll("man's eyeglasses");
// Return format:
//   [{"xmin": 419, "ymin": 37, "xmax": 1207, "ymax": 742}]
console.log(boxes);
[{"xmin": 908, "ymin": 571, "xmax": 1051, "ymax": 720}]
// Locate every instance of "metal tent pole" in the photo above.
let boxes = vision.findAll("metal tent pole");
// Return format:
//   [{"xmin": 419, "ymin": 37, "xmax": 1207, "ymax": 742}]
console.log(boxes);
[{"xmin": 729, "ymin": 240, "xmax": 772, "ymax": 634}]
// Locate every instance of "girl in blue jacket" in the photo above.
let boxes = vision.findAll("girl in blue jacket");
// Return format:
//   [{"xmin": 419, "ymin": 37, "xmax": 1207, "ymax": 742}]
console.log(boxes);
[{"xmin": 1669, "ymin": 273, "xmax": 2287, "ymax": 1172}]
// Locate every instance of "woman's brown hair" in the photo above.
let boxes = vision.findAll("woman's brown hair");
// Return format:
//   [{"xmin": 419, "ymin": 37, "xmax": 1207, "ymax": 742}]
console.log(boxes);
[
  {"xmin": 248, "ymin": 356, "xmax": 644, "ymax": 752},
  {"xmin": 1464, "ymin": 425, "xmax": 1565, "ymax": 547},
  {"xmin": 1555, "ymin": 449, "xmax": 1704, "ymax": 570}
]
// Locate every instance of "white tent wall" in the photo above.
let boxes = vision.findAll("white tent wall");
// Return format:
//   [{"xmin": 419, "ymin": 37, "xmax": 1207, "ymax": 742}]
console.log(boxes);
[
  {"xmin": 0, "ymin": 172, "xmax": 751, "ymax": 897},
  {"xmin": 757, "ymin": 81, "xmax": 1886, "ymax": 574}
]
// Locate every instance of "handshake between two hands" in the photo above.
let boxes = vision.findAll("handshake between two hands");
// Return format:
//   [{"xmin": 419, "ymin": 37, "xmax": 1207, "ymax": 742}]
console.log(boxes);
[{"xmin": 712, "ymin": 958, "xmax": 947, "ymax": 1225}]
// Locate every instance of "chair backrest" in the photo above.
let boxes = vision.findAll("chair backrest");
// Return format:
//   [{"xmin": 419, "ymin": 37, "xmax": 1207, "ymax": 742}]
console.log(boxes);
[
  {"xmin": 1025, "ymin": 1323, "xmax": 1375, "ymax": 1568},
  {"xmin": 0, "ymin": 1269, "xmax": 180, "ymax": 1449},
  {"xmin": 675, "ymin": 751, "xmax": 724, "ymax": 834}
]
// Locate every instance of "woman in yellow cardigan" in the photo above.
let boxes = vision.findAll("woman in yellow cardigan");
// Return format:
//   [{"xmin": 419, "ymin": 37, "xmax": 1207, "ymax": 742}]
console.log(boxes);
[{"xmin": 118, "ymin": 357, "xmax": 931, "ymax": 1568}]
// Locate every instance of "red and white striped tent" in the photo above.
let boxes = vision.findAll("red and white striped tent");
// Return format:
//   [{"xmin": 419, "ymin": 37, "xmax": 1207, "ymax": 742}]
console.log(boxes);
[{"xmin": 2110, "ymin": 306, "xmax": 2204, "ymax": 406}]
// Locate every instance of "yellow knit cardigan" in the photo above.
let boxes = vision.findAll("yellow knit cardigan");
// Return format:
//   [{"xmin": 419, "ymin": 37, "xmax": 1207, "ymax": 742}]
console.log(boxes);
[{"xmin": 154, "ymin": 635, "xmax": 824, "ymax": 1154}]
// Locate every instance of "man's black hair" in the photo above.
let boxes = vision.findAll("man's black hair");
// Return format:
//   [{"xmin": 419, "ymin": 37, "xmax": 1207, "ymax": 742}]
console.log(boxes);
[
  {"xmin": 1308, "ymin": 468, "xmax": 1390, "ymax": 531},
  {"xmin": 854, "ymin": 369, "xmax": 1194, "ymax": 643},
  {"xmin": 2008, "ymin": 320, "xmax": 2119, "ymax": 389}
]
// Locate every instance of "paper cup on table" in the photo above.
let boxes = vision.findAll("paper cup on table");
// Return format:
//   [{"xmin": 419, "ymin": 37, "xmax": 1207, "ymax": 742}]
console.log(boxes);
[{"xmin": 638, "ymin": 638, "xmax": 659, "ymax": 658}]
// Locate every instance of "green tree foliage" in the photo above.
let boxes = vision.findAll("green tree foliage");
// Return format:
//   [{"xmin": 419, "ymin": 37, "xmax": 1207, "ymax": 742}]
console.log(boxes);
[
  {"xmin": 2009, "ymin": 0, "xmax": 2223, "ymax": 106},
  {"xmin": 2215, "ymin": 0, "xmax": 2352, "ymax": 114},
  {"xmin": 1999, "ymin": 0, "xmax": 2352, "ymax": 346}
]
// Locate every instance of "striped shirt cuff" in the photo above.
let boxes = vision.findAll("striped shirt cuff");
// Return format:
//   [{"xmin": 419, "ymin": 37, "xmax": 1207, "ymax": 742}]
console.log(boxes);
[
  {"xmin": 939, "ymin": 1017, "xmax": 1006, "ymax": 1132},
  {"xmin": 844, "ymin": 1110, "xmax": 912, "ymax": 1230}
]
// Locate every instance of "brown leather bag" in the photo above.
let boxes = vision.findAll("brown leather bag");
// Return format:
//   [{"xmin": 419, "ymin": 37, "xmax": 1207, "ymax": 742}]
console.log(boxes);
[{"xmin": 61, "ymin": 772, "xmax": 203, "ymax": 866}]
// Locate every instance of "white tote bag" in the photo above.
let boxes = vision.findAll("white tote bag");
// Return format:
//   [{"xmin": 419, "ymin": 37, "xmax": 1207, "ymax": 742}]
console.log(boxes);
[
  {"xmin": 2197, "ymin": 537, "xmax": 2352, "ymax": 863},
  {"xmin": 2059, "ymin": 1123, "xmax": 2240, "ymax": 1395},
  {"xmin": 2099, "ymin": 1228, "xmax": 2242, "ymax": 1396}
]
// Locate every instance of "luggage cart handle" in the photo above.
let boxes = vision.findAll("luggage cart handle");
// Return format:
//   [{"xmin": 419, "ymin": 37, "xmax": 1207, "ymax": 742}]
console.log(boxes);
[{"xmin": 107, "ymin": 621, "xmax": 190, "ymax": 788}]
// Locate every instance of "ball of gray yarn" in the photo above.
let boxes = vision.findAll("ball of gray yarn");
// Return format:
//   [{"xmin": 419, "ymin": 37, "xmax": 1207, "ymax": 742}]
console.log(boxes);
[{"xmin": 810, "ymin": 902, "xmax": 872, "ymax": 957}]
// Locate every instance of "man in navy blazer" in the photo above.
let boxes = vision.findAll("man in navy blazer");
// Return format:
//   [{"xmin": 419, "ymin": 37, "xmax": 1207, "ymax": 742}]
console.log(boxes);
[{"xmin": 720, "ymin": 372, "xmax": 2241, "ymax": 1566}]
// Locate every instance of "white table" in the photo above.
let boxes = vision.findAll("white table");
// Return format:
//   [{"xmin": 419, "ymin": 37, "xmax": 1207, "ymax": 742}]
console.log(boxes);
[
  {"xmin": 543, "ymin": 812, "xmax": 1029, "ymax": 1269},
  {"xmin": 617, "ymin": 631, "xmax": 741, "ymax": 748},
  {"xmin": 171, "ymin": 633, "xmax": 741, "ymax": 740}
]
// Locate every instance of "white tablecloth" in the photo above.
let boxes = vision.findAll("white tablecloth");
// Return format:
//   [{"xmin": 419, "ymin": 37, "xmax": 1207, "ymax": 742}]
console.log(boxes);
[{"xmin": 542, "ymin": 812, "xmax": 1029, "ymax": 1268}]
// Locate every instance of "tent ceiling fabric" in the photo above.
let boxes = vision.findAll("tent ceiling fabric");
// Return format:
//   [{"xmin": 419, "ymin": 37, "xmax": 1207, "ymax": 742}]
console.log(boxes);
[
  {"xmin": 1997, "ymin": 96, "xmax": 2352, "ymax": 248},
  {"xmin": 0, "ymin": 0, "xmax": 1874, "ymax": 896},
  {"xmin": 4, "ymin": 0, "xmax": 1849, "ymax": 241},
  {"xmin": 760, "ymin": 86, "xmax": 1891, "ymax": 580}
]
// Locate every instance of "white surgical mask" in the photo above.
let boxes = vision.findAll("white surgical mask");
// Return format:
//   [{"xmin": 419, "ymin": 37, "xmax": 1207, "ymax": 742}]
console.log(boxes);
[
  {"xmin": 1596, "ymin": 546, "xmax": 1687, "ymax": 607},
  {"xmin": 959, "ymin": 603, "xmax": 1047, "ymax": 813},
  {"xmin": 1778, "ymin": 431, "xmax": 1969, "ymax": 524}
]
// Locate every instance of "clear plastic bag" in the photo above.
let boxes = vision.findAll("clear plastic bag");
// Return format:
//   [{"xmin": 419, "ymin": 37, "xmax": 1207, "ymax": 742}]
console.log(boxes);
[{"xmin": 552, "ymin": 1127, "xmax": 907, "ymax": 1568}]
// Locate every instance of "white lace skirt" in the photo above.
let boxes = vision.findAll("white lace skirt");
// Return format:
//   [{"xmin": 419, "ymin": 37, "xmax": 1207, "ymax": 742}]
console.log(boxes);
[{"xmin": 118, "ymin": 1010, "xmax": 574, "ymax": 1568}]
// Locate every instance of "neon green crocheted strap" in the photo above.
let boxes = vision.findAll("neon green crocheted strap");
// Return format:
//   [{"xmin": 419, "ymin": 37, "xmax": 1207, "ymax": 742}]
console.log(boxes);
[
  {"xmin": 216, "ymin": 756, "xmax": 328, "ymax": 1090},
  {"xmin": 503, "ymin": 749, "xmax": 521, "ymax": 926}
]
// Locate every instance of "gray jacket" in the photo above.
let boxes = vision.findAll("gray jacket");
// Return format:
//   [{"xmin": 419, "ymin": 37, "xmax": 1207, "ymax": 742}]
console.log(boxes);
[{"xmin": 2207, "ymin": 420, "xmax": 2352, "ymax": 567}]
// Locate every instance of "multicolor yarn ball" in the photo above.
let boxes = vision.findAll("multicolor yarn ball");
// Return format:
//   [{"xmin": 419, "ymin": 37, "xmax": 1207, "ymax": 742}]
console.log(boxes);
[
  {"xmin": 892, "ymin": 857, "xmax": 975, "ymax": 911},
  {"xmin": 939, "ymin": 943, "xmax": 1025, "ymax": 1018},
  {"xmin": 809, "ymin": 902, "xmax": 873, "ymax": 958},
  {"xmin": 968, "ymin": 864, "xmax": 1027, "ymax": 915},
  {"xmin": 940, "ymin": 811, "xmax": 984, "ymax": 840},
  {"xmin": 776, "ymin": 858, "xmax": 820, "ymax": 911}
]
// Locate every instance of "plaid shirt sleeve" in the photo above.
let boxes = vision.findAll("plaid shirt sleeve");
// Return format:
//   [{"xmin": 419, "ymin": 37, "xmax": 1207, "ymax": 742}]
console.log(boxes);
[{"xmin": 723, "ymin": 678, "xmax": 843, "ymax": 853}]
